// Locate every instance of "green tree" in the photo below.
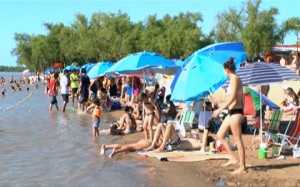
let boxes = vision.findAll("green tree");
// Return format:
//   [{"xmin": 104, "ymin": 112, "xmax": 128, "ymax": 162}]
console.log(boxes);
[{"xmin": 214, "ymin": 0, "xmax": 282, "ymax": 58}]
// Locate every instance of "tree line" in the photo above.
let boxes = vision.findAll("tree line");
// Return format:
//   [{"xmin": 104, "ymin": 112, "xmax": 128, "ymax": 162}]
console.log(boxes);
[
  {"xmin": 0, "ymin": 65, "xmax": 24, "ymax": 72},
  {"xmin": 12, "ymin": 0, "xmax": 300, "ymax": 72}
]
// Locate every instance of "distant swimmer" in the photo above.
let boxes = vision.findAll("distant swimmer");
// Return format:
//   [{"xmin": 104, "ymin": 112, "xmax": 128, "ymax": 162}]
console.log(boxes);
[
  {"xmin": 1, "ymin": 88, "xmax": 6, "ymax": 96},
  {"xmin": 11, "ymin": 86, "xmax": 16, "ymax": 92},
  {"xmin": 27, "ymin": 87, "xmax": 30, "ymax": 91}
]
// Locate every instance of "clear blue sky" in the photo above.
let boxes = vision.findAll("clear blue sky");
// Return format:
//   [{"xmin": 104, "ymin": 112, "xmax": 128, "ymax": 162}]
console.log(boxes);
[{"xmin": 0, "ymin": 0, "xmax": 299, "ymax": 66}]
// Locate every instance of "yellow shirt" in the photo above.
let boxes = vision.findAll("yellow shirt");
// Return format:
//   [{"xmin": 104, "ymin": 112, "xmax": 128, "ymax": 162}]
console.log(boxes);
[{"xmin": 70, "ymin": 73, "xmax": 79, "ymax": 88}]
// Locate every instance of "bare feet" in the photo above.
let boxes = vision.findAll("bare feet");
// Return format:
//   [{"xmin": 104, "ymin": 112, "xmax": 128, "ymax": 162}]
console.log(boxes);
[
  {"xmin": 230, "ymin": 167, "xmax": 247, "ymax": 174},
  {"xmin": 222, "ymin": 159, "xmax": 239, "ymax": 167},
  {"xmin": 152, "ymin": 147, "xmax": 164, "ymax": 153},
  {"xmin": 100, "ymin": 145, "xmax": 105, "ymax": 155},
  {"xmin": 109, "ymin": 148, "xmax": 116, "ymax": 158}
]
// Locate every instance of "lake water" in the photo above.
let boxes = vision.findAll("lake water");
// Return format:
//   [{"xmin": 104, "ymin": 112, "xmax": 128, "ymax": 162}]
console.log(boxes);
[{"xmin": 0, "ymin": 72, "xmax": 166, "ymax": 186}]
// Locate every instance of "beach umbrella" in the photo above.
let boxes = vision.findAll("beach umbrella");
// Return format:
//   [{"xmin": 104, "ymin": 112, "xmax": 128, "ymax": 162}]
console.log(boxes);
[
  {"xmin": 54, "ymin": 62, "xmax": 63, "ymax": 68},
  {"xmin": 224, "ymin": 62, "xmax": 300, "ymax": 86},
  {"xmin": 224, "ymin": 62, "xmax": 300, "ymax": 142},
  {"xmin": 64, "ymin": 65, "xmax": 80, "ymax": 71},
  {"xmin": 81, "ymin": 63, "xmax": 96, "ymax": 74},
  {"xmin": 105, "ymin": 51, "xmax": 179, "ymax": 75},
  {"xmin": 87, "ymin": 61, "xmax": 114, "ymax": 79},
  {"xmin": 170, "ymin": 42, "xmax": 247, "ymax": 103},
  {"xmin": 44, "ymin": 69, "xmax": 54, "ymax": 75},
  {"xmin": 244, "ymin": 87, "xmax": 280, "ymax": 116}
]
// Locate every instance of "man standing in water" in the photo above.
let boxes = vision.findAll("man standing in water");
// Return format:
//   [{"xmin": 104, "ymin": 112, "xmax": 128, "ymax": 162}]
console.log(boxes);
[
  {"xmin": 60, "ymin": 69, "xmax": 70, "ymax": 112},
  {"xmin": 77, "ymin": 68, "xmax": 90, "ymax": 111}
]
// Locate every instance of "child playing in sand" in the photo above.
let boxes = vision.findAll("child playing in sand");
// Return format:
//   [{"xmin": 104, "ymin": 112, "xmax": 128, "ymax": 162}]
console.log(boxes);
[{"xmin": 92, "ymin": 99, "xmax": 101, "ymax": 138}]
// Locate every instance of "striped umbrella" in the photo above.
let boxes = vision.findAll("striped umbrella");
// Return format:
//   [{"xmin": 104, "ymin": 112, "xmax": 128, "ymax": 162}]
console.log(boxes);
[{"xmin": 224, "ymin": 62, "xmax": 300, "ymax": 86}]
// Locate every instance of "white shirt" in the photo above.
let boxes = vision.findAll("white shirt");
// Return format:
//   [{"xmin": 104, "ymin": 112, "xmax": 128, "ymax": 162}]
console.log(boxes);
[
  {"xmin": 60, "ymin": 75, "xmax": 69, "ymax": 94},
  {"xmin": 280, "ymin": 58, "xmax": 286, "ymax": 66},
  {"xmin": 198, "ymin": 111, "xmax": 212, "ymax": 130}
]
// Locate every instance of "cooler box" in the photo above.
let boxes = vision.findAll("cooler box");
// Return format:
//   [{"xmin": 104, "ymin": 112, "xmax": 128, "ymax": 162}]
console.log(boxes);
[{"xmin": 110, "ymin": 96, "xmax": 121, "ymax": 110}]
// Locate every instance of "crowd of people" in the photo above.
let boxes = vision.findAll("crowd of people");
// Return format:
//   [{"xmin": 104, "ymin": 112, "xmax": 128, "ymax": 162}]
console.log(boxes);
[
  {"xmin": 0, "ymin": 75, "xmax": 38, "ymax": 97},
  {"xmin": 43, "ymin": 57, "xmax": 300, "ymax": 175}
]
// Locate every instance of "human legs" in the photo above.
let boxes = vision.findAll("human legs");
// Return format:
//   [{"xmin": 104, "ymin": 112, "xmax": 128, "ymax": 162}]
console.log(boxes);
[
  {"xmin": 153, "ymin": 124, "xmax": 178, "ymax": 153},
  {"xmin": 216, "ymin": 115, "xmax": 238, "ymax": 166},
  {"xmin": 229, "ymin": 114, "xmax": 246, "ymax": 174},
  {"xmin": 100, "ymin": 144, "xmax": 123, "ymax": 155},
  {"xmin": 143, "ymin": 115, "xmax": 149, "ymax": 140},
  {"xmin": 62, "ymin": 101, "xmax": 67, "ymax": 112},
  {"xmin": 101, "ymin": 139, "xmax": 151, "ymax": 158},
  {"xmin": 147, "ymin": 114, "xmax": 154, "ymax": 141},
  {"xmin": 61, "ymin": 94, "xmax": 68, "ymax": 112},
  {"xmin": 144, "ymin": 123, "xmax": 166, "ymax": 150}
]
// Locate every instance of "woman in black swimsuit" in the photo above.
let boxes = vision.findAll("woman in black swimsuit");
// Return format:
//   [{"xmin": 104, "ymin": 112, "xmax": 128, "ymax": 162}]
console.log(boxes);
[{"xmin": 212, "ymin": 57, "xmax": 246, "ymax": 174}]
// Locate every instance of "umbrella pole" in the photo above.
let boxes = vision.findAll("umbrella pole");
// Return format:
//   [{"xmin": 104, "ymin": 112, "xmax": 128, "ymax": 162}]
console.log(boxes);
[
  {"xmin": 131, "ymin": 77, "xmax": 134, "ymax": 105},
  {"xmin": 260, "ymin": 85, "xmax": 263, "ymax": 142}
]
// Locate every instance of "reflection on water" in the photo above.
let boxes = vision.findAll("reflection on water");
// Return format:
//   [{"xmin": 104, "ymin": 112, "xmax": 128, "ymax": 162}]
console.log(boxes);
[{"xmin": 0, "ymin": 72, "xmax": 152, "ymax": 186}]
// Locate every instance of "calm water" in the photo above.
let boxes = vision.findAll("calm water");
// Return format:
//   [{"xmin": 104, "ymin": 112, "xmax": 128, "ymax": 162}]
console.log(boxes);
[{"xmin": 0, "ymin": 72, "xmax": 162, "ymax": 186}]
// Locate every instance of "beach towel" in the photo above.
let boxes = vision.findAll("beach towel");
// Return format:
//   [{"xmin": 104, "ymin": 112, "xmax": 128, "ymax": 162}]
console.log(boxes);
[{"xmin": 137, "ymin": 150, "xmax": 229, "ymax": 162}]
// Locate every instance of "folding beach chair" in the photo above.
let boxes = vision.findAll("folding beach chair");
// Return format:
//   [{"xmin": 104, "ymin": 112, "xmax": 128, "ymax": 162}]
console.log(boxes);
[
  {"xmin": 270, "ymin": 108, "xmax": 300, "ymax": 156},
  {"xmin": 167, "ymin": 109, "xmax": 195, "ymax": 138},
  {"xmin": 261, "ymin": 109, "xmax": 284, "ymax": 142}
]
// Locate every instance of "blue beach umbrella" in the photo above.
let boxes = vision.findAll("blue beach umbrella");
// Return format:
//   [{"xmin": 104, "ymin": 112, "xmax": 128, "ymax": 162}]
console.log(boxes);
[
  {"xmin": 81, "ymin": 63, "xmax": 96, "ymax": 74},
  {"xmin": 105, "ymin": 51, "xmax": 179, "ymax": 75},
  {"xmin": 44, "ymin": 69, "xmax": 53, "ymax": 75},
  {"xmin": 64, "ymin": 65, "xmax": 80, "ymax": 71},
  {"xmin": 87, "ymin": 61, "xmax": 114, "ymax": 79},
  {"xmin": 171, "ymin": 42, "xmax": 247, "ymax": 103}
]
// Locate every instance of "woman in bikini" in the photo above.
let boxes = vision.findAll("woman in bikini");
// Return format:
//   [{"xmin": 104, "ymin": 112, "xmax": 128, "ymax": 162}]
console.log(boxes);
[
  {"xmin": 212, "ymin": 57, "xmax": 246, "ymax": 174},
  {"xmin": 138, "ymin": 92, "xmax": 161, "ymax": 141}
]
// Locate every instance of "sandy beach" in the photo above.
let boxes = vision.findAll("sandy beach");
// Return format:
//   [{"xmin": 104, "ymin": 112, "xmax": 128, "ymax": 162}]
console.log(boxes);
[{"xmin": 101, "ymin": 81, "xmax": 300, "ymax": 187}]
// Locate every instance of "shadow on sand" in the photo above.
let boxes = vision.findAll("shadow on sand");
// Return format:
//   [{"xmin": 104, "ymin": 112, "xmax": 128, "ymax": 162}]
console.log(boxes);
[{"xmin": 251, "ymin": 163, "xmax": 300, "ymax": 171}]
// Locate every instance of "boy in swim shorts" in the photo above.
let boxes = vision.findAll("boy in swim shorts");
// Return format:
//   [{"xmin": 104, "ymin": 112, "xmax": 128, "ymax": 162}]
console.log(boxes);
[{"xmin": 92, "ymin": 99, "xmax": 101, "ymax": 138}]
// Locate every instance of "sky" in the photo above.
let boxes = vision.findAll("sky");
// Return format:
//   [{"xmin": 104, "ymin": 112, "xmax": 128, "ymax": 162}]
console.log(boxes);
[{"xmin": 0, "ymin": 0, "xmax": 299, "ymax": 66}]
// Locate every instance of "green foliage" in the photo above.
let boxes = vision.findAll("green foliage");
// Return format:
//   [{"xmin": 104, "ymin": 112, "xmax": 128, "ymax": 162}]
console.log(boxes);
[
  {"xmin": 214, "ymin": 0, "xmax": 297, "ymax": 59},
  {"xmin": 0, "ymin": 66, "xmax": 24, "ymax": 72},
  {"xmin": 12, "ymin": 11, "xmax": 211, "ymax": 71}
]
